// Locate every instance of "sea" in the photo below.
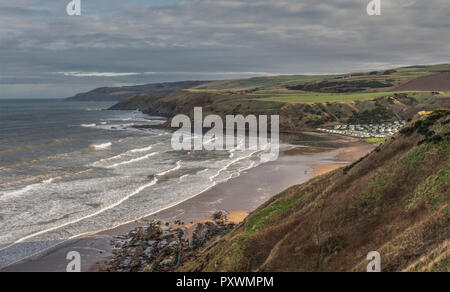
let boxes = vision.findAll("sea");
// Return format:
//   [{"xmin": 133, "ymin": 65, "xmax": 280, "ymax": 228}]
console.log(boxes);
[{"xmin": 0, "ymin": 99, "xmax": 270, "ymax": 268}]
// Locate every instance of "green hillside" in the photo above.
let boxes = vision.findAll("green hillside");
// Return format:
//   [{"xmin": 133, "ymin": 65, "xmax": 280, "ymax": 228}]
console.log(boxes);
[
  {"xmin": 180, "ymin": 110, "xmax": 450, "ymax": 272},
  {"xmin": 194, "ymin": 64, "xmax": 450, "ymax": 92},
  {"xmin": 396, "ymin": 64, "xmax": 450, "ymax": 72},
  {"xmin": 109, "ymin": 64, "xmax": 450, "ymax": 131},
  {"xmin": 252, "ymin": 91, "xmax": 434, "ymax": 104},
  {"xmin": 194, "ymin": 75, "xmax": 340, "ymax": 91},
  {"xmin": 111, "ymin": 90, "xmax": 449, "ymax": 131}
]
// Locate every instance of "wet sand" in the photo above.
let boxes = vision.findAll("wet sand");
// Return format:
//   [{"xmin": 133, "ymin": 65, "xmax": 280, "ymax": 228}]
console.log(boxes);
[{"xmin": 2, "ymin": 134, "xmax": 374, "ymax": 272}]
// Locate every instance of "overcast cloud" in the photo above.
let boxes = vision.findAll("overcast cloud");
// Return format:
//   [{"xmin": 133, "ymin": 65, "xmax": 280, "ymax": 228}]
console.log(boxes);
[{"xmin": 0, "ymin": 0, "xmax": 449, "ymax": 98}]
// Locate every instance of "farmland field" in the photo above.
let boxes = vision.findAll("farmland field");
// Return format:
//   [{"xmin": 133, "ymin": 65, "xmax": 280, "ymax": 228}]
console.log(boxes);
[{"xmin": 251, "ymin": 91, "xmax": 428, "ymax": 104}]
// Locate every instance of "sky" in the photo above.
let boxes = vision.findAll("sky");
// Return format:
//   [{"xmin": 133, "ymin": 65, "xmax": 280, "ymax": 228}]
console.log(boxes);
[{"xmin": 0, "ymin": 0, "xmax": 449, "ymax": 98}]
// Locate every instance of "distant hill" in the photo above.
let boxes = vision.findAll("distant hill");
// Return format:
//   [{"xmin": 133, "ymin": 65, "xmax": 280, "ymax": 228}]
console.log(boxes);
[
  {"xmin": 66, "ymin": 64, "xmax": 450, "ymax": 102},
  {"xmin": 193, "ymin": 64, "xmax": 450, "ymax": 92},
  {"xmin": 108, "ymin": 64, "xmax": 450, "ymax": 130},
  {"xmin": 65, "ymin": 81, "xmax": 210, "ymax": 101},
  {"xmin": 181, "ymin": 110, "xmax": 450, "ymax": 272}
]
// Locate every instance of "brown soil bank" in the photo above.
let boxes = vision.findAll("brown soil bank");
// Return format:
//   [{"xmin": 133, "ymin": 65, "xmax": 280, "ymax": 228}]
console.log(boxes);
[
  {"xmin": 180, "ymin": 110, "xmax": 450, "ymax": 272},
  {"xmin": 395, "ymin": 72, "xmax": 450, "ymax": 91}
]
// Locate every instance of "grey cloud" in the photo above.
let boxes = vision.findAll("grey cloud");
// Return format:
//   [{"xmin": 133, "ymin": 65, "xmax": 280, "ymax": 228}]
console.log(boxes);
[{"xmin": 0, "ymin": 0, "xmax": 449, "ymax": 98}]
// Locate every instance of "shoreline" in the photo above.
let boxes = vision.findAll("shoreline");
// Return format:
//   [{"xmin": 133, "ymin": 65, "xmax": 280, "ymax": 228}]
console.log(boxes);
[{"xmin": 2, "ymin": 133, "xmax": 374, "ymax": 272}]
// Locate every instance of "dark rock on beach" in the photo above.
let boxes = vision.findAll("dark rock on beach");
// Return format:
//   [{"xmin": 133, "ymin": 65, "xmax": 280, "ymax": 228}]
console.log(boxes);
[{"xmin": 104, "ymin": 215, "xmax": 235, "ymax": 272}]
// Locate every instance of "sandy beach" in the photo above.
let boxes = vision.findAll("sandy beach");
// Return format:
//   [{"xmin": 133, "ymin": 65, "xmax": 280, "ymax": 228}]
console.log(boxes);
[{"xmin": 2, "ymin": 133, "xmax": 374, "ymax": 272}]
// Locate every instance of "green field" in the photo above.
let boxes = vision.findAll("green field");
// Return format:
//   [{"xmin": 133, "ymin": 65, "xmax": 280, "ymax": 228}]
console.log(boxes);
[
  {"xmin": 194, "ymin": 64, "xmax": 449, "ymax": 92},
  {"xmin": 252, "ymin": 91, "xmax": 427, "ymax": 104},
  {"xmin": 195, "ymin": 74, "xmax": 341, "ymax": 91},
  {"xmin": 396, "ymin": 64, "xmax": 450, "ymax": 72}
]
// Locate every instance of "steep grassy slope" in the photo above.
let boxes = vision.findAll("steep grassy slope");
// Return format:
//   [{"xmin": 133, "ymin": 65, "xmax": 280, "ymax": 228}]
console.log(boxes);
[{"xmin": 180, "ymin": 111, "xmax": 450, "ymax": 272}]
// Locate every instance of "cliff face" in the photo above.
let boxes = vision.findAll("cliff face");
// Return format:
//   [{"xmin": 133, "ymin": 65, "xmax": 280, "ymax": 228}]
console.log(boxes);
[
  {"xmin": 65, "ymin": 81, "xmax": 210, "ymax": 101},
  {"xmin": 180, "ymin": 111, "xmax": 450, "ymax": 272}
]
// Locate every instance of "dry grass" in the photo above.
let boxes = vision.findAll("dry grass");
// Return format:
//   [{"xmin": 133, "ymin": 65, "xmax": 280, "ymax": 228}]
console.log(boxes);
[{"xmin": 180, "ymin": 111, "xmax": 450, "ymax": 272}]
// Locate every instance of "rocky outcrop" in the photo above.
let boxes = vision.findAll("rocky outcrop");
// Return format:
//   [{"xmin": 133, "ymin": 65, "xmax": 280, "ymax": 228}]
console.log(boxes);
[{"xmin": 104, "ymin": 212, "xmax": 235, "ymax": 272}]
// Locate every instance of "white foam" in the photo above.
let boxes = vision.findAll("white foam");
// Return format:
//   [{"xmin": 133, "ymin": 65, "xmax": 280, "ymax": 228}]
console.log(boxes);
[
  {"xmin": 179, "ymin": 174, "xmax": 190, "ymax": 182},
  {"xmin": 209, "ymin": 150, "xmax": 260, "ymax": 182},
  {"xmin": 42, "ymin": 178, "xmax": 54, "ymax": 184},
  {"xmin": 229, "ymin": 149, "xmax": 235, "ymax": 158},
  {"xmin": 203, "ymin": 137, "xmax": 216, "ymax": 145},
  {"xmin": 92, "ymin": 153, "xmax": 127, "ymax": 166},
  {"xmin": 228, "ymin": 141, "xmax": 244, "ymax": 158},
  {"xmin": 196, "ymin": 169, "xmax": 209, "ymax": 175},
  {"xmin": 0, "ymin": 184, "xmax": 37, "ymax": 201},
  {"xmin": 0, "ymin": 175, "xmax": 57, "ymax": 201},
  {"xmin": 0, "ymin": 140, "xmax": 270, "ymax": 267},
  {"xmin": 85, "ymin": 108, "xmax": 102, "ymax": 112},
  {"xmin": 2, "ymin": 178, "xmax": 159, "ymax": 249},
  {"xmin": 130, "ymin": 145, "xmax": 153, "ymax": 153},
  {"xmin": 106, "ymin": 152, "xmax": 159, "ymax": 168},
  {"xmin": 156, "ymin": 161, "xmax": 182, "ymax": 177},
  {"xmin": 67, "ymin": 178, "xmax": 220, "ymax": 243},
  {"xmin": 94, "ymin": 123, "xmax": 135, "ymax": 132},
  {"xmin": 80, "ymin": 123, "xmax": 96, "ymax": 128},
  {"xmin": 91, "ymin": 144, "xmax": 157, "ymax": 167},
  {"xmin": 91, "ymin": 142, "xmax": 112, "ymax": 150}
]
